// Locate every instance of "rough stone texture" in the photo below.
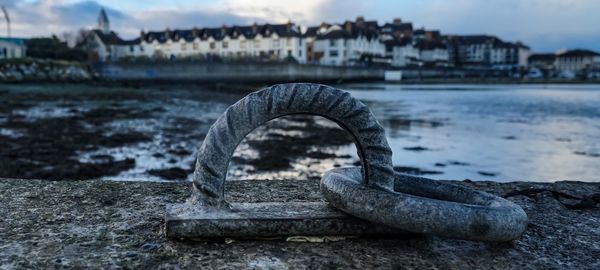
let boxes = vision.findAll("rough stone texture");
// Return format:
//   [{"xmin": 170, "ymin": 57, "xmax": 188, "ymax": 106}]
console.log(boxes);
[
  {"xmin": 194, "ymin": 83, "xmax": 394, "ymax": 203},
  {"xmin": 321, "ymin": 168, "xmax": 527, "ymax": 241},
  {"xmin": 1, "ymin": 178, "xmax": 599, "ymax": 269}
]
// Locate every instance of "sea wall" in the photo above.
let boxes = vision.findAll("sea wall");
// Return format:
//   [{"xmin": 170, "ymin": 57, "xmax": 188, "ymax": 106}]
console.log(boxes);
[
  {"xmin": 99, "ymin": 62, "xmax": 386, "ymax": 83},
  {"xmin": 1, "ymin": 178, "xmax": 599, "ymax": 268},
  {"xmin": 0, "ymin": 59, "xmax": 93, "ymax": 82}
]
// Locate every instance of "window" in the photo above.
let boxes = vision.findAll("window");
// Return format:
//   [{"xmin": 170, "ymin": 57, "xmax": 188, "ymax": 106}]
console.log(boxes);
[
  {"xmin": 222, "ymin": 41, "xmax": 228, "ymax": 49},
  {"xmin": 254, "ymin": 40, "xmax": 260, "ymax": 48},
  {"xmin": 129, "ymin": 45, "xmax": 134, "ymax": 52},
  {"xmin": 193, "ymin": 43, "xmax": 199, "ymax": 50},
  {"xmin": 286, "ymin": 38, "xmax": 291, "ymax": 46},
  {"xmin": 181, "ymin": 43, "xmax": 187, "ymax": 50},
  {"xmin": 273, "ymin": 39, "xmax": 280, "ymax": 47},
  {"xmin": 240, "ymin": 40, "xmax": 246, "ymax": 49},
  {"xmin": 140, "ymin": 45, "xmax": 144, "ymax": 52},
  {"xmin": 298, "ymin": 50, "xmax": 302, "ymax": 57},
  {"xmin": 299, "ymin": 39, "xmax": 303, "ymax": 45},
  {"xmin": 210, "ymin": 42, "xmax": 216, "ymax": 49},
  {"xmin": 329, "ymin": 50, "xmax": 338, "ymax": 57},
  {"xmin": 287, "ymin": 50, "xmax": 292, "ymax": 56},
  {"xmin": 330, "ymin": 40, "xmax": 336, "ymax": 46}
]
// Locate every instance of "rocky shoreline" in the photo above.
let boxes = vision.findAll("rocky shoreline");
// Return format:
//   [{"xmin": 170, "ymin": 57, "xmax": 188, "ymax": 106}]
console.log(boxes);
[{"xmin": 1, "ymin": 178, "xmax": 599, "ymax": 269}]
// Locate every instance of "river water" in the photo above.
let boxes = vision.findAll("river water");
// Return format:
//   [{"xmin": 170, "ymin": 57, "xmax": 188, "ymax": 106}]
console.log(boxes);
[
  {"xmin": 1, "ymin": 83, "xmax": 599, "ymax": 182},
  {"xmin": 344, "ymin": 83, "xmax": 600, "ymax": 182}
]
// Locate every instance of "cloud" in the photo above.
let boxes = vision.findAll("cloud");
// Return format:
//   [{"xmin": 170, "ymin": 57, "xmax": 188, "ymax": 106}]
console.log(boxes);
[{"xmin": 0, "ymin": 0, "xmax": 598, "ymax": 52}]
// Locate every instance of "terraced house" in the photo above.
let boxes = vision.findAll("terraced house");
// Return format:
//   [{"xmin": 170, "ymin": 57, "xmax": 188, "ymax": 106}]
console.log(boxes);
[
  {"xmin": 136, "ymin": 22, "xmax": 306, "ymax": 63},
  {"xmin": 309, "ymin": 17, "xmax": 385, "ymax": 66},
  {"xmin": 86, "ymin": 9, "xmax": 532, "ymax": 70}
]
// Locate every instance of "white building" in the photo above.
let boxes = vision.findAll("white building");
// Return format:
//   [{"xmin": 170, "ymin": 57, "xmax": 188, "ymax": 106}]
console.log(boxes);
[
  {"xmin": 385, "ymin": 38, "xmax": 419, "ymax": 67},
  {"xmin": 138, "ymin": 23, "xmax": 306, "ymax": 63},
  {"xmin": 0, "ymin": 38, "xmax": 26, "ymax": 59},
  {"xmin": 555, "ymin": 49, "xmax": 600, "ymax": 72},
  {"xmin": 82, "ymin": 8, "xmax": 138, "ymax": 62},
  {"xmin": 448, "ymin": 35, "xmax": 529, "ymax": 68},
  {"xmin": 311, "ymin": 17, "xmax": 385, "ymax": 66},
  {"xmin": 416, "ymin": 40, "xmax": 449, "ymax": 66}
]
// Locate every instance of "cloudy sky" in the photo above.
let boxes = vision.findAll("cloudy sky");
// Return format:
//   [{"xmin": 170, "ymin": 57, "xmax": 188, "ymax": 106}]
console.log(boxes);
[{"xmin": 0, "ymin": 0, "xmax": 598, "ymax": 52}]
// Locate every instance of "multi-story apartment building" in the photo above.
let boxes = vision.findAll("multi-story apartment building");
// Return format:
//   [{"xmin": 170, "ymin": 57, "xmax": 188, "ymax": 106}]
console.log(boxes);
[
  {"xmin": 309, "ymin": 17, "xmax": 385, "ymax": 66},
  {"xmin": 379, "ymin": 19, "xmax": 413, "ymax": 41},
  {"xmin": 444, "ymin": 35, "xmax": 529, "ymax": 69},
  {"xmin": 415, "ymin": 40, "xmax": 449, "ymax": 66},
  {"xmin": 385, "ymin": 38, "xmax": 419, "ymax": 67},
  {"xmin": 555, "ymin": 49, "xmax": 600, "ymax": 72}
]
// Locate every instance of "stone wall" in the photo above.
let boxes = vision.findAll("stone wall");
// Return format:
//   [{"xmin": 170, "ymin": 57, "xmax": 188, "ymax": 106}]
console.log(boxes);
[
  {"xmin": 0, "ymin": 59, "xmax": 93, "ymax": 82},
  {"xmin": 99, "ymin": 63, "xmax": 386, "ymax": 83}
]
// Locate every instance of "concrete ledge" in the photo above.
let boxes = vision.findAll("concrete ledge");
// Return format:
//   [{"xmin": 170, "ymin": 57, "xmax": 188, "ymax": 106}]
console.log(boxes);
[{"xmin": 1, "ymin": 178, "xmax": 599, "ymax": 268}]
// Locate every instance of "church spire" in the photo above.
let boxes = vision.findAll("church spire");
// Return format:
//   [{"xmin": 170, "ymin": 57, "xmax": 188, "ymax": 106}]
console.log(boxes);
[{"xmin": 97, "ymin": 8, "xmax": 110, "ymax": 34}]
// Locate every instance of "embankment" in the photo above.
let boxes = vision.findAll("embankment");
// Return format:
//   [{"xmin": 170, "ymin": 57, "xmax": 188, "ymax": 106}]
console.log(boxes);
[
  {"xmin": 1, "ymin": 178, "xmax": 599, "ymax": 268},
  {"xmin": 99, "ymin": 62, "xmax": 385, "ymax": 84}
]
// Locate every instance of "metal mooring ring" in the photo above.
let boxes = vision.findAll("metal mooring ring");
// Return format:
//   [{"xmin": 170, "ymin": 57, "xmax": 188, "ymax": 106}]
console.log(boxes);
[
  {"xmin": 192, "ymin": 83, "xmax": 395, "ymax": 206},
  {"xmin": 320, "ymin": 167, "xmax": 528, "ymax": 241}
]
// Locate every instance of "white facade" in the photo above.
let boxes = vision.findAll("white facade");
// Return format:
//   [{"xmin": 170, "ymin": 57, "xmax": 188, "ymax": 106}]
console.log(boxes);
[
  {"xmin": 312, "ymin": 24, "xmax": 384, "ymax": 66},
  {"xmin": 391, "ymin": 44, "xmax": 419, "ymax": 67},
  {"xmin": 556, "ymin": 52, "xmax": 600, "ymax": 72},
  {"xmin": 517, "ymin": 46, "xmax": 530, "ymax": 68},
  {"xmin": 0, "ymin": 39, "xmax": 26, "ymax": 59},
  {"xmin": 314, "ymin": 38, "xmax": 346, "ymax": 66},
  {"xmin": 420, "ymin": 48, "xmax": 448, "ymax": 63},
  {"xmin": 129, "ymin": 27, "xmax": 306, "ymax": 63}
]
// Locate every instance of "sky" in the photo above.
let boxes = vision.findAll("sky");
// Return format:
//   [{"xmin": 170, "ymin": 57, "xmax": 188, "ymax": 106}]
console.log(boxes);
[{"xmin": 0, "ymin": 0, "xmax": 598, "ymax": 52}]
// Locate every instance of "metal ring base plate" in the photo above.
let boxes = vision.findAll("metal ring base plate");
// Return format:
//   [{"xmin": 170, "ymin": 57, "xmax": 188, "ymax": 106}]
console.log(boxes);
[
  {"xmin": 320, "ymin": 167, "xmax": 528, "ymax": 242},
  {"xmin": 166, "ymin": 201, "xmax": 410, "ymax": 239}
]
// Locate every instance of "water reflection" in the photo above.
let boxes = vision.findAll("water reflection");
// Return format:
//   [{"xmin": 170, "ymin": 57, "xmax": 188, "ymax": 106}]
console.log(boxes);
[{"xmin": 345, "ymin": 84, "xmax": 600, "ymax": 182}]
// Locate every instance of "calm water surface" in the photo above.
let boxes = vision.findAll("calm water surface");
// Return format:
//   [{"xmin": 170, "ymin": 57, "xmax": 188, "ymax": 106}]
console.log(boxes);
[
  {"xmin": 2, "ymin": 83, "xmax": 599, "ymax": 182},
  {"xmin": 343, "ymin": 84, "xmax": 600, "ymax": 182}
]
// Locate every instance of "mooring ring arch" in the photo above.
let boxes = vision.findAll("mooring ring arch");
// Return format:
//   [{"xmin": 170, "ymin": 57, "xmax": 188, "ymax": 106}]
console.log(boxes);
[
  {"xmin": 320, "ymin": 167, "xmax": 528, "ymax": 241},
  {"xmin": 193, "ymin": 83, "xmax": 395, "ymax": 204}
]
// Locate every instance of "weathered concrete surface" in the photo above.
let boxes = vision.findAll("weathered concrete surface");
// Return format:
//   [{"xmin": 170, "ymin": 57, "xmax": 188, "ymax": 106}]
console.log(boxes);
[{"xmin": 1, "ymin": 178, "xmax": 599, "ymax": 269}]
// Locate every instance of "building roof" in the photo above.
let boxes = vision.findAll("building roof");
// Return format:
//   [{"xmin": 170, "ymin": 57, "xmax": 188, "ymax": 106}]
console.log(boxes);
[
  {"xmin": 141, "ymin": 23, "xmax": 302, "ymax": 43},
  {"xmin": 380, "ymin": 22, "xmax": 413, "ymax": 33},
  {"xmin": 384, "ymin": 37, "xmax": 412, "ymax": 51},
  {"xmin": 0, "ymin": 37, "xmax": 26, "ymax": 46},
  {"xmin": 92, "ymin": 30, "xmax": 127, "ymax": 45},
  {"xmin": 415, "ymin": 40, "xmax": 446, "ymax": 50},
  {"xmin": 557, "ymin": 49, "xmax": 600, "ymax": 58},
  {"xmin": 528, "ymin": 53, "xmax": 555, "ymax": 62},
  {"xmin": 314, "ymin": 18, "xmax": 380, "ymax": 41}
]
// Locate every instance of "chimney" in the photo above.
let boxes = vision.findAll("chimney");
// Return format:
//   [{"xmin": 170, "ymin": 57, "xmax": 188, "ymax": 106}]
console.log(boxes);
[
  {"xmin": 344, "ymin": 22, "xmax": 352, "ymax": 32},
  {"xmin": 221, "ymin": 25, "xmax": 227, "ymax": 36},
  {"xmin": 393, "ymin": 18, "xmax": 402, "ymax": 25},
  {"xmin": 192, "ymin": 27, "xmax": 198, "ymax": 37},
  {"xmin": 356, "ymin": 16, "xmax": 365, "ymax": 26},
  {"xmin": 252, "ymin": 22, "xmax": 258, "ymax": 34},
  {"xmin": 140, "ymin": 30, "xmax": 145, "ymax": 38},
  {"xmin": 287, "ymin": 20, "xmax": 292, "ymax": 31}
]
